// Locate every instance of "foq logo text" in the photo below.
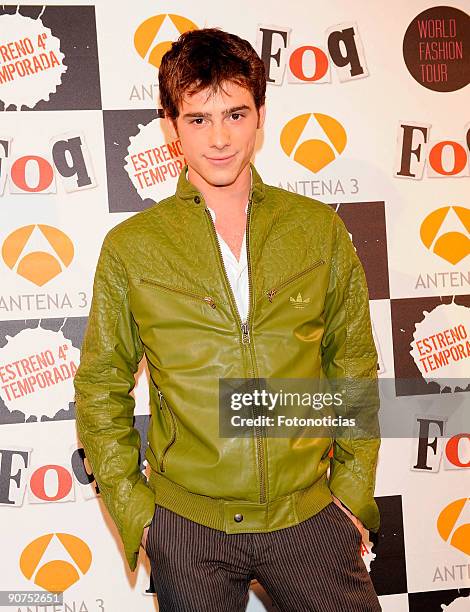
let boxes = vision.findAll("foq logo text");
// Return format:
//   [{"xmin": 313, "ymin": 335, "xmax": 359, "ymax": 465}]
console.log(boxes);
[
  {"xmin": 0, "ymin": 446, "xmax": 98, "ymax": 506},
  {"xmin": 0, "ymin": 133, "xmax": 96, "ymax": 194},
  {"xmin": 395, "ymin": 122, "xmax": 470, "ymax": 179},
  {"xmin": 412, "ymin": 418, "xmax": 470, "ymax": 472},
  {"xmin": 0, "ymin": 420, "xmax": 150, "ymax": 503},
  {"xmin": 257, "ymin": 22, "xmax": 367, "ymax": 85}
]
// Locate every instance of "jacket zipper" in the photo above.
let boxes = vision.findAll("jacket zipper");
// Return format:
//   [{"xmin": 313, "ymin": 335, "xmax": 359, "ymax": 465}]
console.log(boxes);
[
  {"xmin": 204, "ymin": 201, "xmax": 267, "ymax": 504},
  {"xmin": 266, "ymin": 258, "xmax": 325, "ymax": 303},
  {"xmin": 157, "ymin": 389, "xmax": 177, "ymax": 473},
  {"xmin": 140, "ymin": 277, "xmax": 216, "ymax": 309}
]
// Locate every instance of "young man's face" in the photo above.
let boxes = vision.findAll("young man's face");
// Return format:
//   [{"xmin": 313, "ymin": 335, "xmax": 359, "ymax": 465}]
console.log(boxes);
[{"xmin": 169, "ymin": 80, "xmax": 265, "ymax": 189}]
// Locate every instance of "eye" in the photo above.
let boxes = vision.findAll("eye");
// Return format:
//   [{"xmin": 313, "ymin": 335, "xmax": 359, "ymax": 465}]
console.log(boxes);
[
  {"xmin": 191, "ymin": 117, "xmax": 205, "ymax": 125},
  {"xmin": 231, "ymin": 113, "xmax": 243, "ymax": 120}
]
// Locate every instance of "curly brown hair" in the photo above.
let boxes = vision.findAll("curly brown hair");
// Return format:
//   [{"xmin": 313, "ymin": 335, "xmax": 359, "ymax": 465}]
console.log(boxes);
[{"xmin": 158, "ymin": 28, "xmax": 266, "ymax": 120}]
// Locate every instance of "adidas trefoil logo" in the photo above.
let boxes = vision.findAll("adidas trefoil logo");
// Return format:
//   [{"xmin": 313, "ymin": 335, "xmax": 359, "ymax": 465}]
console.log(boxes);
[{"xmin": 290, "ymin": 292, "xmax": 310, "ymax": 309}]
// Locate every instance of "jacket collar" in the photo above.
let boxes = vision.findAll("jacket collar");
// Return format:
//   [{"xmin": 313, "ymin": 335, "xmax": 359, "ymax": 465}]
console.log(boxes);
[{"xmin": 175, "ymin": 163, "xmax": 265, "ymax": 205}]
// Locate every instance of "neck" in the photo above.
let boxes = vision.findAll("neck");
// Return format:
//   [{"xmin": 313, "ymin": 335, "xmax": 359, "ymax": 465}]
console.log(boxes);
[{"xmin": 187, "ymin": 164, "xmax": 251, "ymax": 213}]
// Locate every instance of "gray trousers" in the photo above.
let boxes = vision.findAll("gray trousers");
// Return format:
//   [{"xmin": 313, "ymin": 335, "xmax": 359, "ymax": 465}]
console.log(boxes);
[{"xmin": 145, "ymin": 500, "xmax": 382, "ymax": 612}]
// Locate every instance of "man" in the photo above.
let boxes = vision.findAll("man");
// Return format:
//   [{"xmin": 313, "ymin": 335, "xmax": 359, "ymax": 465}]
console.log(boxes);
[{"xmin": 74, "ymin": 28, "xmax": 381, "ymax": 611}]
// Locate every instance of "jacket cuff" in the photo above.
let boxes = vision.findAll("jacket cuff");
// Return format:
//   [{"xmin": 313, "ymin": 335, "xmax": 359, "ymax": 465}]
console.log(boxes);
[
  {"xmin": 328, "ymin": 469, "xmax": 380, "ymax": 533},
  {"xmin": 122, "ymin": 478, "xmax": 156, "ymax": 572}
]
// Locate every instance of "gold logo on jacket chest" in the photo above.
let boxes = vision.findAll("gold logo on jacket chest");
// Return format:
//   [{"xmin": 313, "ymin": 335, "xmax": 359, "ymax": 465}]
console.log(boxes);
[{"xmin": 290, "ymin": 292, "xmax": 311, "ymax": 309}]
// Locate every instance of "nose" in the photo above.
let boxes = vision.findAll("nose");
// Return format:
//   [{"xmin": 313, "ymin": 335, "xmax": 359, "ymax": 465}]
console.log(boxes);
[{"xmin": 209, "ymin": 121, "xmax": 230, "ymax": 150}]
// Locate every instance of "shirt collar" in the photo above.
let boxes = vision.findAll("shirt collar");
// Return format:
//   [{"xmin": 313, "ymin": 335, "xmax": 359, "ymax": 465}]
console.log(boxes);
[{"xmin": 206, "ymin": 201, "xmax": 249, "ymax": 223}]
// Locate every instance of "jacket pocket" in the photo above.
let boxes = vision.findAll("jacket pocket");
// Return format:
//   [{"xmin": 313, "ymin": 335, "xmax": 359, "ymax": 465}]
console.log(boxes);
[
  {"xmin": 140, "ymin": 277, "xmax": 217, "ymax": 309},
  {"xmin": 157, "ymin": 389, "xmax": 177, "ymax": 473},
  {"xmin": 266, "ymin": 258, "xmax": 325, "ymax": 303}
]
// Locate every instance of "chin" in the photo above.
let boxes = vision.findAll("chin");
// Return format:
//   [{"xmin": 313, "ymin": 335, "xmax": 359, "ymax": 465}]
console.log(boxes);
[
  {"xmin": 210, "ymin": 176, "xmax": 238, "ymax": 187},
  {"xmin": 202, "ymin": 167, "xmax": 240, "ymax": 187}
]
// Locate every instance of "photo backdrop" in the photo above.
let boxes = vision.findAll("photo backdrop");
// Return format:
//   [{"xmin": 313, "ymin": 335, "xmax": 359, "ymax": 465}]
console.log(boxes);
[{"xmin": 0, "ymin": 1, "xmax": 469, "ymax": 610}]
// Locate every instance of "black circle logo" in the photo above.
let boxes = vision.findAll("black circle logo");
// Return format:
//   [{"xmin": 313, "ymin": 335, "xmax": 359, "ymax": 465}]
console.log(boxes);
[{"xmin": 403, "ymin": 6, "xmax": 469, "ymax": 92}]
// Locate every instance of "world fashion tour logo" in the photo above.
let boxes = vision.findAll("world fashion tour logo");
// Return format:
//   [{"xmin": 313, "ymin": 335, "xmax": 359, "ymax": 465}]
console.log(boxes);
[{"xmin": 403, "ymin": 6, "xmax": 470, "ymax": 92}]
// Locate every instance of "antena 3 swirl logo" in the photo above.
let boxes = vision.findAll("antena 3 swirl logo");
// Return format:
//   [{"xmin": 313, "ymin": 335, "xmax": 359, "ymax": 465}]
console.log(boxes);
[
  {"xmin": 437, "ymin": 498, "xmax": 470, "ymax": 556},
  {"xmin": 134, "ymin": 14, "xmax": 198, "ymax": 69},
  {"xmin": 420, "ymin": 206, "xmax": 470, "ymax": 265},
  {"xmin": 2, "ymin": 225, "xmax": 74, "ymax": 286},
  {"xmin": 280, "ymin": 113, "xmax": 347, "ymax": 173},
  {"xmin": 20, "ymin": 533, "xmax": 92, "ymax": 592}
]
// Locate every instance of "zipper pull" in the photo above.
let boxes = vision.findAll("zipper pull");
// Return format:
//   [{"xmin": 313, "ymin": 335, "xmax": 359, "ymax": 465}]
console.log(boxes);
[
  {"xmin": 267, "ymin": 289, "xmax": 277, "ymax": 303},
  {"xmin": 204, "ymin": 296, "xmax": 217, "ymax": 308},
  {"xmin": 158, "ymin": 389, "xmax": 164, "ymax": 409},
  {"xmin": 241, "ymin": 321, "xmax": 251, "ymax": 344}
]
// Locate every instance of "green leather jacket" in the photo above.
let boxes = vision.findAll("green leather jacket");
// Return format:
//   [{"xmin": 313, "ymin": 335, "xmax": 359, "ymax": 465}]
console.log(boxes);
[{"xmin": 74, "ymin": 164, "xmax": 380, "ymax": 572}]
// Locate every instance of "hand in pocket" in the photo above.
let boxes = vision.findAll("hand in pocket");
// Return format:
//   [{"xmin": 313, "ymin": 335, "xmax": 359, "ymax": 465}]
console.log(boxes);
[
  {"xmin": 141, "ymin": 524, "xmax": 150, "ymax": 551},
  {"xmin": 331, "ymin": 495, "xmax": 364, "ymax": 541},
  {"xmin": 141, "ymin": 506, "xmax": 157, "ymax": 554}
]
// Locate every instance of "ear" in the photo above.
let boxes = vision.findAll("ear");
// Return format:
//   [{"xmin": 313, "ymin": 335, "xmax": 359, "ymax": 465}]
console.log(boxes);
[{"xmin": 257, "ymin": 104, "xmax": 266, "ymax": 130}]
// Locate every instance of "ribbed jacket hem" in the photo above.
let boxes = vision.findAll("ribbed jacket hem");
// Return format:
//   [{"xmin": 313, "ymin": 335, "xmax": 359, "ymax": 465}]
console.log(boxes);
[{"xmin": 148, "ymin": 469, "xmax": 333, "ymax": 533}]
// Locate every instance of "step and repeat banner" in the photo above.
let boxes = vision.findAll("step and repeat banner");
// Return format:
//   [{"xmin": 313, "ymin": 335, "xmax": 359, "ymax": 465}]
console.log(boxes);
[{"xmin": 0, "ymin": 1, "xmax": 469, "ymax": 610}]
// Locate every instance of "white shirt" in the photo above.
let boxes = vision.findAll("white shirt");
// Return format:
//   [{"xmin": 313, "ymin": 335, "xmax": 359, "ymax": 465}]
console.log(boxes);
[{"xmin": 207, "ymin": 204, "xmax": 249, "ymax": 323}]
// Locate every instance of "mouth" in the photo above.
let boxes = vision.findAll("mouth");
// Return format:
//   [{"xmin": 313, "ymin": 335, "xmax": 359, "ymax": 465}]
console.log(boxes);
[{"xmin": 205, "ymin": 153, "xmax": 236, "ymax": 165}]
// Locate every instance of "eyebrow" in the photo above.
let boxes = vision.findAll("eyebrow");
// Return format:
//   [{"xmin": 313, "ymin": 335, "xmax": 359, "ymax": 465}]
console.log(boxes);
[{"xmin": 182, "ymin": 105, "xmax": 251, "ymax": 119}]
